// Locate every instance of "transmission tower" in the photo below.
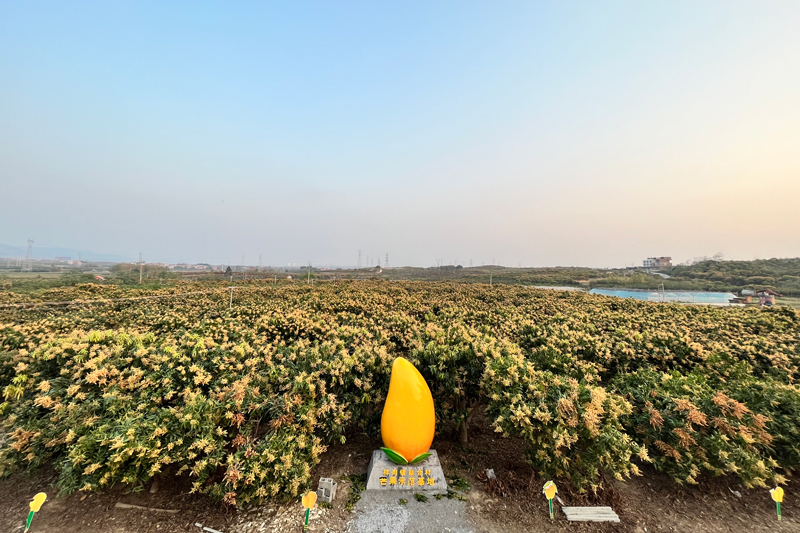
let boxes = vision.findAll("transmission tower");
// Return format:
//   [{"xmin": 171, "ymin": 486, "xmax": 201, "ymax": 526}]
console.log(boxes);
[
  {"xmin": 25, "ymin": 238, "xmax": 34, "ymax": 272},
  {"xmin": 358, "ymin": 250, "xmax": 361, "ymax": 268},
  {"xmin": 385, "ymin": 253, "xmax": 388, "ymax": 268}
]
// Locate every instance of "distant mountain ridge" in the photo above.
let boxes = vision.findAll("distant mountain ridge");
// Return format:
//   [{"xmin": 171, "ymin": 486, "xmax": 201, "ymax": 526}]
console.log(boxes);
[{"xmin": 0, "ymin": 244, "xmax": 133, "ymax": 263}]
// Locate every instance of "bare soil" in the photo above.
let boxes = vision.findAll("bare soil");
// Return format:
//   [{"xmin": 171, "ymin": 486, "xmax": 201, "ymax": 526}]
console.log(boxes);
[{"xmin": 1, "ymin": 420, "xmax": 797, "ymax": 533}]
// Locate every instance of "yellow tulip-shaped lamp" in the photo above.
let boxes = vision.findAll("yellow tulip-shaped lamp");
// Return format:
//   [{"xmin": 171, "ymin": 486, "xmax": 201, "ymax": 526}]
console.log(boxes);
[
  {"xmin": 301, "ymin": 491, "xmax": 317, "ymax": 532},
  {"xmin": 770, "ymin": 486, "xmax": 784, "ymax": 521},
  {"xmin": 543, "ymin": 481, "xmax": 557, "ymax": 520},
  {"xmin": 25, "ymin": 493, "xmax": 47, "ymax": 532},
  {"xmin": 381, "ymin": 358, "xmax": 435, "ymax": 465}
]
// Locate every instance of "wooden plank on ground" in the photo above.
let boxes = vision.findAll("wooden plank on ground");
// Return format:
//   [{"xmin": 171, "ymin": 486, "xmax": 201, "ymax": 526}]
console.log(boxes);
[{"xmin": 562, "ymin": 506, "xmax": 620, "ymax": 522}]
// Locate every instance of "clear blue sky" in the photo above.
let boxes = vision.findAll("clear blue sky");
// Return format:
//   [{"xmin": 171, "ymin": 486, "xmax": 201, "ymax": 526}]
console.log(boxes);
[{"xmin": 2, "ymin": 1, "xmax": 799, "ymax": 267}]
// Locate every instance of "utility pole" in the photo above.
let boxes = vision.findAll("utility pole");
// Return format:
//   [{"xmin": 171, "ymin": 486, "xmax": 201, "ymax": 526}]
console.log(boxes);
[
  {"xmin": 385, "ymin": 253, "xmax": 388, "ymax": 268},
  {"xmin": 139, "ymin": 253, "xmax": 143, "ymax": 284},
  {"xmin": 358, "ymin": 250, "xmax": 361, "ymax": 269}
]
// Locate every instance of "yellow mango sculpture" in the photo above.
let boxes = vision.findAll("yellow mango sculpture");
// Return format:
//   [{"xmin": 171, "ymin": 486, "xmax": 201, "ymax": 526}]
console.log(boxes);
[{"xmin": 381, "ymin": 357, "xmax": 435, "ymax": 465}]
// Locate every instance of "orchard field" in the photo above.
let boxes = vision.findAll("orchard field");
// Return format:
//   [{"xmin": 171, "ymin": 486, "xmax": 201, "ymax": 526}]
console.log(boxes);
[{"xmin": 1, "ymin": 281, "xmax": 799, "ymax": 507}]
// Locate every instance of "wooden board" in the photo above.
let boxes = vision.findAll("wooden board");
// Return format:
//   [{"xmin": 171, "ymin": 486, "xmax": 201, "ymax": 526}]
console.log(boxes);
[{"xmin": 561, "ymin": 506, "xmax": 620, "ymax": 522}]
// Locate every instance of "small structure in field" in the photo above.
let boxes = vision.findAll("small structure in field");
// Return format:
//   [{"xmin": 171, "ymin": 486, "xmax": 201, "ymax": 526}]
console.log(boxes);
[
  {"xmin": 316, "ymin": 477, "xmax": 337, "ymax": 503},
  {"xmin": 757, "ymin": 289, "xmax": 782, "ymax": 306}
]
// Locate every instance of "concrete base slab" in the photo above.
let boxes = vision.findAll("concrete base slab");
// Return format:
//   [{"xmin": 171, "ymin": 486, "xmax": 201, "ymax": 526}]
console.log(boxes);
[
  {"xmin": 365, "ymin": 449, "xmax": 448, "ymax": 494},
  {"xmin": 345, "ymin": 490, "xmax": 475, "ymax": 533}
]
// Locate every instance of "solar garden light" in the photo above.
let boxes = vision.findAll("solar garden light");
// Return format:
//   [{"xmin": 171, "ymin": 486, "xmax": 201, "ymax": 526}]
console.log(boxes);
[
  {"xmin": 25, "ymin": 493, "xmax": 47, "ymax": 532},
  {"xmin": 301, "ymin": 491, "xmax": 317, "ymax": 531},
  {"xmin": 770, "ymin": 486, "xmax": 784, "ymax": 521}
]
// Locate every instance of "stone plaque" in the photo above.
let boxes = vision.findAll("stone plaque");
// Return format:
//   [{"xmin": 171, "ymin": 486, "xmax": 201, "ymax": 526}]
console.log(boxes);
[{"xmin": 365, "ymin": 449, "xmax": 448, "ymax": 494}]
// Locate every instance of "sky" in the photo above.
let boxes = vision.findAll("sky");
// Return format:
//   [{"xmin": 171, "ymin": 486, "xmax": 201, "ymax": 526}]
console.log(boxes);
[{"xmin": 2, "ymin": 1, "xmax": 799, "ymax": 268}]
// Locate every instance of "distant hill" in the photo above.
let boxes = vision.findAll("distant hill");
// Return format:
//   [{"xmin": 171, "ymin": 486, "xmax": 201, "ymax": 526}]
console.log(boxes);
[
  {"xmin": 667, "ymin": 258, "xmax": 800, "ymax": 296},
  {"xmin": 0, "ymin": 244, "xmax": 133, "ymax": 263}
]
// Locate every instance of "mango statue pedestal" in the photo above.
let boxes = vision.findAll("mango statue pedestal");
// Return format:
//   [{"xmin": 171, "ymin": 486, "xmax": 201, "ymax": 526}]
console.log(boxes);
[{"xmin": 365, "ymin": 449, "xmax": 448, "ymax": 494}]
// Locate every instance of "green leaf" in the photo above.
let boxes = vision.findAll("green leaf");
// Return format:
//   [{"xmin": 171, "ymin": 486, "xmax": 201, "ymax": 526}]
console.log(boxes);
[
  {"xmin": 409, "ymin": 452, "xmax": 432, "ymax": 465},
  {"xmin": 381, "ymin": 447, "xmax": 408, "ymax": 464}
]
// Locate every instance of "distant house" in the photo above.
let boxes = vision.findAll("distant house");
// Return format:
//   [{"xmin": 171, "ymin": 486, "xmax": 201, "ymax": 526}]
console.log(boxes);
[{"xmin": 643, "ymin": 257, "xmax": 672, "ymax": 269}]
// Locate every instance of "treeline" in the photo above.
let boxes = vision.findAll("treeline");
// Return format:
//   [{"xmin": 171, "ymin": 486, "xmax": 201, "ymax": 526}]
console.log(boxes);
[
  {"xmin": 341, "ymin": 259, "xmax": 800, "ymax": 297},
  {"xmin": 109, "ymin": 263, "xmax": 176, "ymax": 284},
  {"xmin": 667, "ymin": 258, "xmax": 800, "ymax": 296}
]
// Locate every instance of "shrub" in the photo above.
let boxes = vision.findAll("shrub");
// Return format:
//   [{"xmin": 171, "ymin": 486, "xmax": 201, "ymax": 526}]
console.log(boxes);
[
  {"xmin": 613, "ymin": 370, "xmax": 782, "ymax": 487},
  {"xmin": 0, "ymin": 331, "xmax": 372, "ymax": 505},
  {"xmin": 484, "ymin": 346, "xmax": 645, "ymax": 493},
  {"xmin": 409, "ymin": 321, "xmax": 496, "ymax": 445}
]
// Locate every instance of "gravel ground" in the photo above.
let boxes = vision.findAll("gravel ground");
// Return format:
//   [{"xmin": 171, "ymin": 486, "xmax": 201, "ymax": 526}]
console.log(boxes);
[{"xmin": 345, "ymin": 491, "xmax": 478, "ymax": 533}]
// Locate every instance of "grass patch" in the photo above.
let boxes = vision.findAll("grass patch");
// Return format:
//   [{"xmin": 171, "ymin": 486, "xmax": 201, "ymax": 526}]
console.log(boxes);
[
  {"xmin": 448, "ymin": 476, "xmax": 470, "ymax": 492},
  {"xmin": 399, "ymin": 498, "xmax": 408, "ymax": 505},
  {"xmin": 446, "ymin": 489, "xmax": 467, "ymax": 501},
  {"xmin": 343, "ymin": 474, "xmax": 367, "ymax": 511},
  {"xmin": 413, "ymin": 493, "xmax": 428, "ymax": 503}
]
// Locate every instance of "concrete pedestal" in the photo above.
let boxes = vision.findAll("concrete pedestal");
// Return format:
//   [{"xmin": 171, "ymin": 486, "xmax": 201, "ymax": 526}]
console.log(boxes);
[{"xmin": 365, "ymin": 449, "xmax": 448, "ymax": 494}]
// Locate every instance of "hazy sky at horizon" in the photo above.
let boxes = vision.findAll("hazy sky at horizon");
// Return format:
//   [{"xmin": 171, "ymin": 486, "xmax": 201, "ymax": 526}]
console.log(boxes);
[{"xmin": 2, "ymin": 1, "xmax": 799, "ymax": 267}]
